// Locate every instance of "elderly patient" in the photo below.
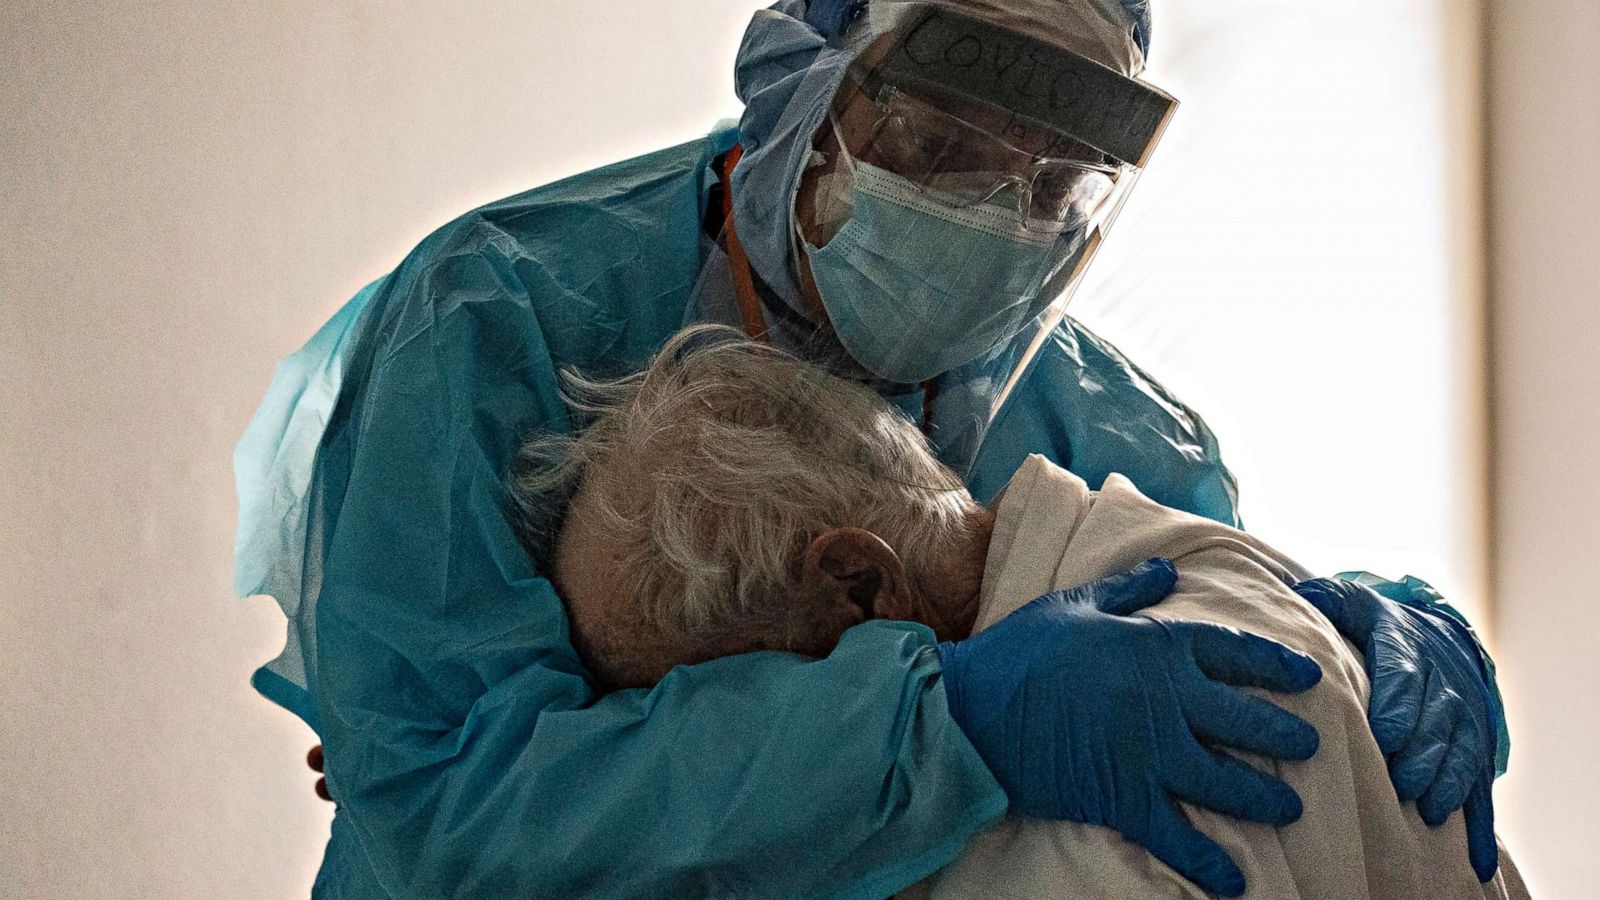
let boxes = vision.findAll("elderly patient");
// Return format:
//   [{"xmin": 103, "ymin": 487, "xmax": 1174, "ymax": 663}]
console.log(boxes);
[{"xmin": 510, "ymin": 325, "xmax": 1528, "ymax": 900}]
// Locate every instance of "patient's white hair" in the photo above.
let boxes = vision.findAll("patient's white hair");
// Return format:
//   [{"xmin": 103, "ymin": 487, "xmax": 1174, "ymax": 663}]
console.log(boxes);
[{"xmin": 510, "ymin": 324, "xmax": 983, "ymax": 654}]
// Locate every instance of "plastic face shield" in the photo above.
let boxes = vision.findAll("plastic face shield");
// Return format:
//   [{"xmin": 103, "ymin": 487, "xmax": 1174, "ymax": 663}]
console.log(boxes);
[{"xmin": 809, "ymin": 0, "xmax": 1178, "ymax": 409}]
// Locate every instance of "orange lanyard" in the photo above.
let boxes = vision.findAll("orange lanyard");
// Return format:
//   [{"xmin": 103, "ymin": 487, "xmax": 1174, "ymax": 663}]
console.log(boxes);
[
  {"xmin": 719, "ymin": 144, "xmax": 770, "ymax": 344},
  {"xmin": 716, "ymin": 144, "xmax": 938, "ymax": 435}
]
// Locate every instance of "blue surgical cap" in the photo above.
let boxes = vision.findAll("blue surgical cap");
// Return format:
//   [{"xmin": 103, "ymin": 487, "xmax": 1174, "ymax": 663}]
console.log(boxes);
[{"xmin": 729, "ymin": 0, "xmax": 1153, "ymax": 314}]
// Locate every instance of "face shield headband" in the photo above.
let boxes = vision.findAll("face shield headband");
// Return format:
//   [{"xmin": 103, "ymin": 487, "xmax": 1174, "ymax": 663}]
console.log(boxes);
[{"xmin": 864, "ymin": 5, "xmax": 1176, "ymax": 169}]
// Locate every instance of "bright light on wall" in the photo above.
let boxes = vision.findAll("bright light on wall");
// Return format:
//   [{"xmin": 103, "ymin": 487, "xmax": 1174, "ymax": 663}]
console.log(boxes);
[{"xmin": 1071, "ymin": 0, "xmax": 1487, "ymax": 625}]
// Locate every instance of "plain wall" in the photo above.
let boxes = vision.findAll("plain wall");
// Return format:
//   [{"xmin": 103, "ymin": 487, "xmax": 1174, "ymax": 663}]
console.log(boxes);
[{"xmin": 1486, "ymin": 1, "xmax": 1600, "ymax": 896}]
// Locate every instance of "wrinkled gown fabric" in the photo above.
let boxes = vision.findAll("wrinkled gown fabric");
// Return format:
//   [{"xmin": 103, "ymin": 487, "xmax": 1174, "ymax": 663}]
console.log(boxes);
[{"xmin": 904, "ymin": 455, "xmax": 1530, "ymax": 900}]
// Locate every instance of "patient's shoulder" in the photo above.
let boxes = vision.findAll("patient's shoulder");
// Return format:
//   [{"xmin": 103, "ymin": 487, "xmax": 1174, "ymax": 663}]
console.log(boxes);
[{"xmin": 1073, "ymin": 474, "xmax": 1366, "ymax": 690}]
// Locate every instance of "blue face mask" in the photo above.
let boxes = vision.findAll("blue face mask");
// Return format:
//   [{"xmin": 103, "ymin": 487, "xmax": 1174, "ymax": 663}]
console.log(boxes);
[{"xmin": 801, "ymin": 159, "xmax": 1075, "ymax": 384}]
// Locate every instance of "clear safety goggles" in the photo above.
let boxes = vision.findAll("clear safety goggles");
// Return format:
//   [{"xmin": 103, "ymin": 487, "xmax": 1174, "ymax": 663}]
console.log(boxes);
[{"xmin": 845, "ymin": 78, "xmax": 1121, "ymax": 231}]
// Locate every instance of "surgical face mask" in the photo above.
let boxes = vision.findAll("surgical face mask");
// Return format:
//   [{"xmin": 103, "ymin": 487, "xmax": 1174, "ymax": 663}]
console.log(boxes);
[{"xmin": 800, "ymin": 127, "xmax": 1082, "ymax": 384}]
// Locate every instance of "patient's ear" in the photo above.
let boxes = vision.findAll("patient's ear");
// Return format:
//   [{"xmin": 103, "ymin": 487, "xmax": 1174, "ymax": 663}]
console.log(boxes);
[{"xmin": 797, "ymin": 527, "xmax": 915, "ymax": 624}]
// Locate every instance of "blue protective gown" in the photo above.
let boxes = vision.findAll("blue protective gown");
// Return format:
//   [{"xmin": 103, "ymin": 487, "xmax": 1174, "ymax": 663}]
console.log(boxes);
[{"xmin": 235, "ymin": 126, "xmax": 1245, "ymax": 898}]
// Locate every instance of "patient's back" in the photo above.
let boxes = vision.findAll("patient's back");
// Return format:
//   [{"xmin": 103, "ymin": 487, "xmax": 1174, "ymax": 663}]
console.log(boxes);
[{"xmin": 909, "ymin": 454, "xmax": 1528, "ymax": 900}]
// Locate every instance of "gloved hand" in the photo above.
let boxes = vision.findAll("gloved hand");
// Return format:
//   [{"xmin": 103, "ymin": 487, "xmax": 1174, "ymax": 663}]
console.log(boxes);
[
  {"xmin": 938, "ymin": 558, "xmax": 1323, "ymax": 898},
  {"xmin": 1292, "ymin": 577, "xmax": 1499, "ymax": 882}
]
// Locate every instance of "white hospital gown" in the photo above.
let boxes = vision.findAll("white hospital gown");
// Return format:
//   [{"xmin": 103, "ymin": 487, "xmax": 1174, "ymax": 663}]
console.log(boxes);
[{"xmin": 907, "ymin": 454, "xmax": 1529, "ymax": 900}]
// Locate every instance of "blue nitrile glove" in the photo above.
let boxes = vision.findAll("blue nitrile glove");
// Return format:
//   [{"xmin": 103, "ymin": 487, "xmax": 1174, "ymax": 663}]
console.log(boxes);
[
  {"xmin": 1292, "ymin": 577, "xmax": 1499, "ymax": 882},
  {"xmin": 937, "ymin": 558, "xmax": 1323, "ymax": 898}
]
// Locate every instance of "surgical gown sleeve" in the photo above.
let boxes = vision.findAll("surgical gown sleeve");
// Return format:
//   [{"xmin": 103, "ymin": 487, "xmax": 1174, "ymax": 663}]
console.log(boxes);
[
  {"xmin": 966, "ymin": 316, "xmax": 1241, "ymax": 525},
  {"xmin": 241, "ymin": 159, "xmax": 1006, "ymax": 895}
]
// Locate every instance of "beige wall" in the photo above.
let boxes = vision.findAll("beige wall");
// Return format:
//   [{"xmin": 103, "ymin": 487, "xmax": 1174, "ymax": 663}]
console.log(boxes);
[
  {"xmin": 1486, "ymin": 1, "xmax": 1600, "ymax": 895},
  {"xmin": 0, "ymin": 3, "xmax": 762, "ymax": 896}
]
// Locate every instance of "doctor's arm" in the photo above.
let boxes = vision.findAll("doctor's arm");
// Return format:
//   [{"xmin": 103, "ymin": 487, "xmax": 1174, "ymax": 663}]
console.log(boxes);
[
  {"xmin": 313, "ymin": 560, "xmax": 1320, "ymax": 899},
  {"xmin": 315, "ymin": 610, "xmax": 1007, "ymax": 899}
]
